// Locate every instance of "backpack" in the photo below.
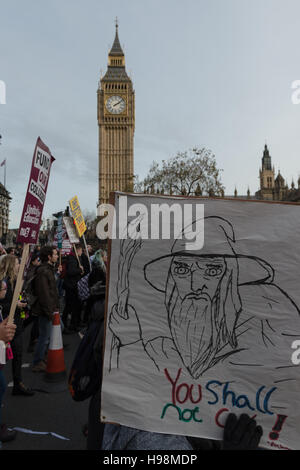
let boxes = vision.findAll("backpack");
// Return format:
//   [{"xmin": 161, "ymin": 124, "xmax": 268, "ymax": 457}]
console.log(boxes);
[
  {"xmin": 77, "ymin": 273, "xmax": 90, "ymax": 301},
  {"xmin": 68, "ymin": 320, "xmax": 103, "ymax": 401}
]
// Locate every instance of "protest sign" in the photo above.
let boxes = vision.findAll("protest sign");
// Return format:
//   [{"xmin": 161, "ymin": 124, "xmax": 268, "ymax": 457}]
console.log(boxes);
[
  {"xmin": 69, "ymin": 196, "xmax": 91, "ymax": 269},
  {"xmin": 9, "ymin": 138, "xmax": 54, "ymax": 325},
  {"xmin": 63, "ymin": 216, "xmax": 79, "ymax": 244},
  {"xmin": 101, "ymin": 192, "xmax": 300, "ymax": 450},
  {"xmin": 69, "ymin": 196, "xmax": 86, "ymax": 238},
  {"xmin": 17, "ymin": 137, "xmax": 55, "ymax": 244},
  {"xmin": 53, "ymin": 225, "xmax": 72, "ymax": 256},
  {"xmin": 56, "ymin": 213, "xmax": 63, "ymax": 249}
]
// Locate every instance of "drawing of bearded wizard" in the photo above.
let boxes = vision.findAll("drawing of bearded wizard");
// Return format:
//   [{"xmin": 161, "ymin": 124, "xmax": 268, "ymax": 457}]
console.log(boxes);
[{"xmin": 109, "ymin": 216, "xmax": 300, "ymax": 380}]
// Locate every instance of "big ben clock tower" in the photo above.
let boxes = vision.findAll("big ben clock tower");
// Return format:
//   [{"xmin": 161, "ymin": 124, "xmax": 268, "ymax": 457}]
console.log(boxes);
[{"xmin": 97, "ymin": 22, "xmax": 135, "ymax": 206}]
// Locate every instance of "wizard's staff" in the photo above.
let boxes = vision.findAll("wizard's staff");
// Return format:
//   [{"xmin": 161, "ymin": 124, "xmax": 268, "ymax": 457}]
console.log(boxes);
[{"xmin": 109, "ymin": 215, "xmax": 144, "ymax": 371}]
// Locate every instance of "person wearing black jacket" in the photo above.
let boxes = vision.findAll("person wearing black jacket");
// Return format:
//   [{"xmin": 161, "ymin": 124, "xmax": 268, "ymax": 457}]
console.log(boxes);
[
  {"xmin": 81, "ymin": 249, "xmax": 91, "ymax": 278},
  {"xmin": 23, "ymin": 252, "xmax": 40, "ymax": 353},
  {"xmin": 62, "ymin": 245, "xmax": 84, "ymax": 331},
  {"xmin": 84, "ymin": 265, "xmax": 106, "ymax": 450},
  {"xmin": 31, "ymin": 246, "xmax": 60, "ymax": 372}
]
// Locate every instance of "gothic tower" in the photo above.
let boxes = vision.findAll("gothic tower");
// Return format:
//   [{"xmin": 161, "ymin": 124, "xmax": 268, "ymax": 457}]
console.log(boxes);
[
  {"xmin": 97, "ymin": 22, "xmax": 135, "ymax": 205},
  {"xmin": 256, "ymin": 144, "xmax": 275, "ymax": 200}
]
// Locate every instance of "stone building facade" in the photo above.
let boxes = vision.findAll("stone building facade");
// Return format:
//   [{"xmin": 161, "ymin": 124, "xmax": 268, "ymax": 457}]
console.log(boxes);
[{"xmin": 234, "ymin": 144, "xmax": 300, "ymax": 202}]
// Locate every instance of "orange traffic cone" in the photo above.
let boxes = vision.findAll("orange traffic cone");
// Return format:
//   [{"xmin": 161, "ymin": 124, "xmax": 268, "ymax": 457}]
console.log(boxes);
[{"xmin": 45, "ymin": 312, "xmax": 66, "ymax": 382}]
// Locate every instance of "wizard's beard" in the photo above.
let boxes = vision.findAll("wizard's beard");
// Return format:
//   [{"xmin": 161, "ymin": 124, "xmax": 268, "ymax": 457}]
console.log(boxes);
[
  {"xmin": 166, "ymin": 269, "xmax": 241, "ymax": 378},
  {"xmin": 167, "ymin": 291, "xmax": 218, "ymax": 378}
]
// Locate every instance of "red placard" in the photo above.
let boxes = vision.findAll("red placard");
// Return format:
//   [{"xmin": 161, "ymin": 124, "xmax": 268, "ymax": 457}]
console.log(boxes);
[{"xmin": 17, "ymin": 137, "xmax": 55, "ymax": 244}]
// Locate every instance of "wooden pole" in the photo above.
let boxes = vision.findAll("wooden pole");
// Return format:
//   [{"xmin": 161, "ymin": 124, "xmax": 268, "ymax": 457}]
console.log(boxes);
[
  {"xmin": 82, "ymin": 233, "xmax": 91, "ymax": 271},
  {"xmin": 73, "ymin": 244, "xmax": 83, "ymax": 270},
  {"xmin": 73, "ymin": 243, "xmax": 79, "ymax": 262},
  {"xmin": 7, "ymin": 243, "xmax": 30, "ymax": 325}
]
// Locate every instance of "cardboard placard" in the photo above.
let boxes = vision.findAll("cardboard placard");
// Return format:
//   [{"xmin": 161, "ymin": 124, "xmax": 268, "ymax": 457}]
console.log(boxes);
[
  {"xmin": 63, "ymin": 216, "xmax": 79, "ymax": 244},
  {"xmin": 69, "ymin": 195, "xmax": 86, "ymax": 238},
  {"xmin": 101, "ymin": 192, "xmax": 300, "ymax": 450},
  {"xmin": 17, "ymin": 137, "xmax": 55, "ymax": 244}
]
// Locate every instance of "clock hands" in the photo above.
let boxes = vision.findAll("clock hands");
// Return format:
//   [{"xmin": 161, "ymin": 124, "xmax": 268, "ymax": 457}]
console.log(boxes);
[{"xmin": 113, "ymin": 99, "xmax": 123, "ymax": 107}]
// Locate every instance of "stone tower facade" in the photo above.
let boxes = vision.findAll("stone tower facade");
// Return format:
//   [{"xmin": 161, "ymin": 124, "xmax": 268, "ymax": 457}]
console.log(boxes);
[
  {"xmin": 97, "ymin": 23, "xmax": 135, "ymax": 206},
  {"xmin": 257, "ymin": 144, "xmax": 275, "ymax": 200},
  {"xmin": 235, "ymin": 144, "xmax": 300, "ymax": 202},
  {"xmin": 255, "ymin": 144, "xmax": 290, "ymax": 200}
]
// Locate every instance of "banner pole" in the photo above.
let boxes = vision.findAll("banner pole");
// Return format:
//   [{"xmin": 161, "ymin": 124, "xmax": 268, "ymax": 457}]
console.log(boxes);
[
  {"xmin": 73, "ymin": 244, "xmax": 79, "ymax": 263},
  {"xmin": 73, "ymin": 243, "xmax": 82, "ymax": 270},
  {"xmin": 7, "ymin": 243, "xmax": 30, "ymax": 325},
  {"xmin": 82, "ymin": 233, "xmax": 91, "ymax": 271}
]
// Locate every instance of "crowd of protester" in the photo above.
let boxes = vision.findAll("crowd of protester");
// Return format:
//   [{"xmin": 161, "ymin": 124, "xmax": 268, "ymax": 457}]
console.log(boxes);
[
  {"xmin": 0, "ymin": 241, "xmax": 108, "ymax": 448},
  {"xmin": 0, "ymin": 241, "xmax": 263, "ymax": 451}
]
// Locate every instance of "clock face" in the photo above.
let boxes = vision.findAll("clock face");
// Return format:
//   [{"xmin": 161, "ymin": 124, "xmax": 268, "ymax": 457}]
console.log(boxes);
[{"xmin": 105, "ymin": 95, "xmax": 126, "ymax": 114}]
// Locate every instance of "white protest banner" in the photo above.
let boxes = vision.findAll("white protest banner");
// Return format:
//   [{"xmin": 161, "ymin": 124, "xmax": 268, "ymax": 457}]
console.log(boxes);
[
  {"xmin": 63, "ymin": 216, "xmax": 79, "ymax": 244},
  {"xmin": 101, "ymin": 193, "xmax": 300, "ymax": 450}
]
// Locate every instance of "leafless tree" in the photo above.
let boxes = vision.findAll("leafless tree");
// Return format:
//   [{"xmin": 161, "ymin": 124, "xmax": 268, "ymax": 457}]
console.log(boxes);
[{"xmin": 140, "ymin": 147, "xmax": 225, "ymax": 197}]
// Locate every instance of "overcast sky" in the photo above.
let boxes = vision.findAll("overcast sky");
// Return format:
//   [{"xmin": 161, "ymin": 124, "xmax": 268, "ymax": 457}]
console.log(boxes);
[{"xmin": 1, "ymin": 0, "xmax": 300, "ymax": 228}]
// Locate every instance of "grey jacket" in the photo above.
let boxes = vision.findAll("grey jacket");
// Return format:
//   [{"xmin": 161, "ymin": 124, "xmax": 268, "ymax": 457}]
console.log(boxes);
[{"xmin": 102, "ymin": 424, "xmax": 193, "ymax": 450}]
